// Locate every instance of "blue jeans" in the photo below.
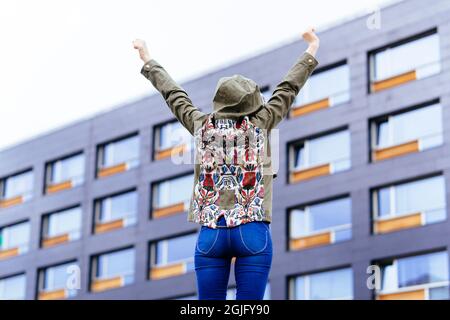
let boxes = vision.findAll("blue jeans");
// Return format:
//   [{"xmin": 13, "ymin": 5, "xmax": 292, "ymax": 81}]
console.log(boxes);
[{"xmin": 194, "ymin": 215, "xmax": 273, "ymax": 300}]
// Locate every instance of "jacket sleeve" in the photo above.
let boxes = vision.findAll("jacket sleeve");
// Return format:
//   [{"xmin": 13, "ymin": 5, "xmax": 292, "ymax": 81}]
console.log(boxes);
[
  {"xmin": 253, "ymin": 51, "xmax": 319, "ymax": 129},
  {"xmin": 141, "ymin": 59, "xmax": 206, "ymax": 135}
]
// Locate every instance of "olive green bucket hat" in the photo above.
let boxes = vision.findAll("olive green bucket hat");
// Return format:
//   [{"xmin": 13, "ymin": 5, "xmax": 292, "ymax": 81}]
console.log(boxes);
[{"xmin": 212, "ymin": 74, "xmax": 265, "ymax": 119}]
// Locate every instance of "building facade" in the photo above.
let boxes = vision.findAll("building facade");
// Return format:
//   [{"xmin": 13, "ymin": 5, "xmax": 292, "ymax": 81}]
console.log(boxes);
[{"xmin": 1, "ymin": 0, "xmax": 450, "ymax": 300}]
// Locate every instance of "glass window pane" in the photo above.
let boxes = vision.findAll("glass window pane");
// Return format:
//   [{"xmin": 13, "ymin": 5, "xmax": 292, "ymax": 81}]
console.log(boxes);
[
  {"xmin": 48, "ymin": 207, "xmax": 81, "ymax": 237},
  {"xmin": 294, "ymin": 145, "xmax": 305, "ymax": 169},
  {"xmin": 309, "ymin": 268, "xmax": 353, "ymax": 300},
  {"xmin": 52, "ymin": 154, "xmax": 84, "ymax": 184},
  {"xmin": 429, "ymin": 286, "xmax": 450, "ymax": 300},
  {"xmin": 44, "ymin": 263, "xmax": 74, "ymax": 290},
  {"xmin": 390, "ymin": 104, "xmax": 442, "ymax": 146},
  {"xmin": 4, "ymin": 171, "xmax": 33, "ymax": 199},
  {"xmin": 377, "ymin": 187, "xmax": 391, "ymax": 217},
  {"xmin": 159, "ymin": 122, "xmax": 190, "ymax": 150},
  {"xmin": 376, "ymin": 121, "xmax": 389, "ymax": 148},
  {"xmin": 98, "ymin": 249, "xmax": 135, "ymax": 278},
  {"xmin": 374, "ymin": 33, "xmax": 440, "ymax": 81},
  {"xmin": 103, "ymin": 136, "xmax": 139, "ymax": 167},
  {"xmin": 308, "ymin": 131, "xmax": 350, "ymax": 168},
  {"xmin": 294, "ymin": 276, "xmax": 306, "ymax": 300},
  {"xmin": 395, "ymin": 176, "xmax": 446, "ymax": 215},
  {"xmin": 156, "ymin": 233, "xmax": 196, "ymax": 265},
  {"xmin": 381, "ymin": 263, "xmax": 397, "ymax": 291},
  {"xmin": 290, "ymin": 208, "xmax": 308, "ymax": 237},
  {"xmin": 100, "ymin": 191, "xmax": 137, "ymax": 222},
  {"xmin": 156, "ymin": 175, "xmax": 193, "ymax": 207},
  {"xmin": 1, "ymin": 222, "xmax": 30, "ymax": 250},
  {"xmin": 309, "ymin": 198, "xmax": 351, "ymax": 232},
  {"xmin": 0, "ymin": 275, "xmax": 26, "ymax": 300},
  {"xmin": 297, "ymin": 64, "xmax": 350, "ymax": 105},
  {"xmin": 397, "ymin": 251, "xmax": 448, "ymax": 288}
]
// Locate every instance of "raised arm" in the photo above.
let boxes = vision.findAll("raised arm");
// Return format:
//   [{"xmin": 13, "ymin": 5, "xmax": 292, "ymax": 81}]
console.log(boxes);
[
  {"xmin": 133, "ymin": 39, "xmax": 206, "ymax": 135},
  {"xmin": 253, "ymin": 28, "xmax": 320, "ymax": 130}
]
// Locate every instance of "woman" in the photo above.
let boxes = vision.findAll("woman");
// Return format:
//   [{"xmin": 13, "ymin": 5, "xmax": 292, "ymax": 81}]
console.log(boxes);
[{"xmin": 133, "ymin": 28, "xmax": 319, "ymax": 300}]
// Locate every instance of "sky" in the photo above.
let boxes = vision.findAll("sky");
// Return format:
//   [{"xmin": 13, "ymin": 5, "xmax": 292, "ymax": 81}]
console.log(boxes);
[{"xmin": 0, "ymin": 0, "xmax": 395, "ymax": 151}]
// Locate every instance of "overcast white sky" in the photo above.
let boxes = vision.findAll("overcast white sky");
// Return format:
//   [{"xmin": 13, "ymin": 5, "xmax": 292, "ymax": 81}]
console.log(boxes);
[{"xmin": 0, "ymin": 0, "xmax": 394, "ymax": 151}]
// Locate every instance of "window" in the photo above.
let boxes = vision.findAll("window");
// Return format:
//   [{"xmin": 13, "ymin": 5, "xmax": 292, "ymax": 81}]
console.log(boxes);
[
  {"xmin": 0, "ymin": 274, "xmax": 26, "ymax": 300},
  {"xmin": 37, "ymin": 262, "xmax": 78, "ymax": 300},
  {"xmin": 41, "ymin": 207, "xmax": 82, "ymax": 248},
  {"xmin": 289, "ymin": 197, "xmax": 352, "ymax": 250},
  {"xmin": 289, "ymin": 130, "xmax": 350, "ymax": 183},
  {"xmin": 292, "ymin": 62, "xmax": 350, "ymax": 117},
  {"xmin": 371, "ymin": 102, "xmax": 443, "ymax": 161},
  {"xmin": 96, "ymin": 134, "xmax": 139, "ymax": 178},
  {"xmin": 94, "ymin": 190, "xmax": 137, "ymax": 234},
  {"xmin": 0, "ymin": 170, "xmax": 33, "ymax": 208},
  {"xmin": 152, "ymin": 174, "xmax": 193, "ymax": 218},
  {"xmin": 0, "ymin": 221, "xmax": 30, "ymax": 260},
  {"xmin": 45, "ymin": 153, "xmax": 84, "ymax": 194},
  {"xmin": 376, "ymin": 251, "xmax": 449, "ymax": 300},
  {"xmin": 154, "ymin": 121, "xmax": 192, "ymax": 160},
  {"xmin": 290, "ymin": 268, "xmax": 353, "ymax": 300},
  {"xmin": 91, "ymin": 248, "xmax": 135, "ymax": 293},
  {"xmin": 149, "ymin": 233, "xmax": 197, "ymax": 280},
  {"xmin": 373, "ymin": 175, "xmax": 446, "ymax": 234},
  {"xmin": 227, "ymin": 283, "xmax": 271, "ymax": 300},
  {"xmin": 369, "ymin": 29, "xmax": 440, "ymax": 92}
]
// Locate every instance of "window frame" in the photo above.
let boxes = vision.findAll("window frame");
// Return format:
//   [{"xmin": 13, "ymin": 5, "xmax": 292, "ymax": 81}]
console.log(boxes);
[
  {"xmin": 288, "ymin": 127, "xmax": 351, "ymax": 179},
  {"xmin": 37, "ymin": 260, "xmax": 78, "ymax": 298},
  {"xmin": 95, "ymin": 133, "xmax": 140, "ymax": 176},
  {"xmin": 368, "ymin": 28, "xmax": 440, "ymax": 93},
  {"xmin": 289, "ymin": 267, "xmax": 354, "ymax": 300},
  {"xmin": 369, "ymin": 99, "xmax": 443, "ymax": 158},
  {"xmin": 292, "ymin": 60, "xmax": 350, "ymax": 109},
  {"xmin": 0, "ymin": 273, "xmax": 26, "ymax": 300},
  {"xmin": 41, "ymin": 205, "xmax": 82, "ymax": 247},
  {"xmin": 375, "ymin": 250, "xmax": 450, "ymax": 299},
  {"xmin": 0, "ymin": 169, "xmax": 34, "ymax": 203},
  {"xmin": 93, "ymin": 188, "xmax": 138, "ymax": 233},
  {"xmin": 288, "ymin": 195, "xmax": 352, "ymax": 250},
  {"xmin": 90, "ymin": 247, "xmax": 135, "ymax": 290},
  {"xmin": 371, "ymin": 173, "xmax": 446, "ymax": 227},
  {"xmin": 44, "ymin": 151, "xmax": 84, "ymax": 193},
  {"xmin": 0, "ymin": 220, "xmax": 30, "ymax": 255}
]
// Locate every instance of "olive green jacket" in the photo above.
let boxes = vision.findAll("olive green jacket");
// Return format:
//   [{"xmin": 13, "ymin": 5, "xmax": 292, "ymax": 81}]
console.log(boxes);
[{"xmin": 141, "ymin": 51, "xmax": 318, "ymax": 225}]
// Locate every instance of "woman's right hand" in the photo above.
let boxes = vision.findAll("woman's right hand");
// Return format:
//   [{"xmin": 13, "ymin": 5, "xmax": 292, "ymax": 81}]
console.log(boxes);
[{"xmin": 133, "ymin": 39, "xmax": 152, "ymax": 63}]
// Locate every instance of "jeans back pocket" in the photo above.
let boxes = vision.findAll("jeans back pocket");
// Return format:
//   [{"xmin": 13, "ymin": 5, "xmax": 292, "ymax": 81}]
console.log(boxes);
[
  {"xmin": 238, "ymin": 222, "xmax": 269, "ymax": 254},
  {"xmin": 196, "ymin": 226, "xmax": 220, "ymax": 254}
]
